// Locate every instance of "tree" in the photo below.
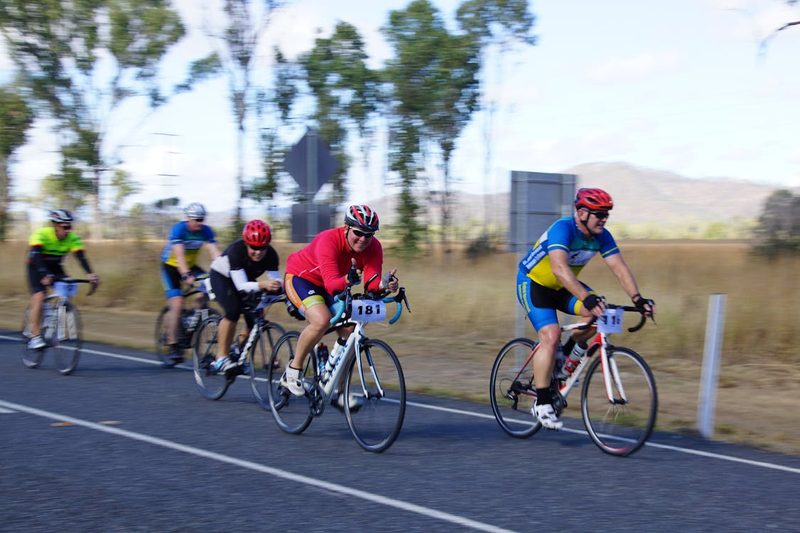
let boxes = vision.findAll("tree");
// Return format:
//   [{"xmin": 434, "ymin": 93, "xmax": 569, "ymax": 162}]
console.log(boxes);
[
  {"xmin": 753, "ymin": 189, "xmax": 800, "ymax": 256},
  {"xmin": 195, "ymin": 0, "xmax": 289, "ymax": 228},
  {"xmin": 0, "ymin": 82, "xmax": 35, "ymax": 240},
  {"xmin": 0, "ymin": 0, "xmax": 186, "ymax": 240},
  {"xmin": 300, "ymin": 21, "xmax": 381, "ymax": 211},
  {"xmin": 382, "ymin": 0, "xmax": 483, "ymax": 253}
]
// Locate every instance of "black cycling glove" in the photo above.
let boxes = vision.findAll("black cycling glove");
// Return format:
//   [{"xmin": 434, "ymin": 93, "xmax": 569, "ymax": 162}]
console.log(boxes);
[
  {"xmin": 632, "ymin": 294, "xmax": 654, "ymax": 310},
  {"xmin": 584, "ymin": 294, "xmax": 602, "ymax": 311},
  {"xmin": 347, "ymin": 264, "xmax": 360, "ymax": 285}
]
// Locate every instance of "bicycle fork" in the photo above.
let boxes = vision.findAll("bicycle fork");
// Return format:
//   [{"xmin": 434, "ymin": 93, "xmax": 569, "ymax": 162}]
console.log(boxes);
[{"xmin": 598, "ymin": 334, "xmax": 628, "ymax": 404}]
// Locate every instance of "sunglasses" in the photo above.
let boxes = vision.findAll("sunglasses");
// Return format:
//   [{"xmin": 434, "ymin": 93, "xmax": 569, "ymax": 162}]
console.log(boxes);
[
  {"xmin": 351, "ymin": 228, "xmax": 374, "ymax": 239},
  {"xmin": 588, "ymin": 210, "xmax": 610, "ymax": 220},
  {"xmin": 59, "ymin": 224, "xmax": 72, "ymax": 230},
  {"xmin": 248, "ymin": 244, "xmax": 267, "ymax": 251},
  {"xmin": 191, "ymin": 218, "xmax": 205, "ymax": 223}
]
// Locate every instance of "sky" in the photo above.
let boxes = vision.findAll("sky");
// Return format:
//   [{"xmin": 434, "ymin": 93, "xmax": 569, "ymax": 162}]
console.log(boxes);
[{"xmin": 3, "ymin": 0, "xmax": 800, "ymax": 218}]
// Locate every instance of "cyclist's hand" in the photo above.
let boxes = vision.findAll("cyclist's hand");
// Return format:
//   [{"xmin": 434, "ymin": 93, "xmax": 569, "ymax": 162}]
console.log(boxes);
[
  {"xmin": 89, "ymin": 274, "xmax": 101, "ymax": 287},
  {"xmin": 633, "ymin": 295, "xmax": 655, "ymax": 318},
  {"xmin": 182, "ymin": 272, "xmax": 195, "ymax": 286},
  {"xmin": 261, "ymin": 278, "xmax": 282, "ymax": 292},
  {"xmin": 380, "ymin": 268, "xmax": 399, "ymax": 293},
  {"xmin": 346, "ymin": 259, "xmax": 361, "ymax": 286},
  {"xmin": 583, "ymin": 293, "xmax": 605, "ymax": 317},
  {"xmin": 41, "ymin": 274, "xmax": 54, "ymax": 286}
]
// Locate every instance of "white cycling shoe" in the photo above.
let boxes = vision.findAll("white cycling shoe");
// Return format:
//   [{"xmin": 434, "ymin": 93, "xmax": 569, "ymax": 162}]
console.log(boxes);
[
  {"xmin": 532, "ymin": 402, "xmax": 563, "ymax": 430},
  {"xmin": 281, "ymin": 366, "xmax": 306, "ymax": 397}
]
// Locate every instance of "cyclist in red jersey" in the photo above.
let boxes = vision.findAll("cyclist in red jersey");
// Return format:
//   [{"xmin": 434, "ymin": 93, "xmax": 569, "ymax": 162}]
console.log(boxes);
[{"xmin": 282, "ymin": 204, "xmax": 399, "ymax": 397}]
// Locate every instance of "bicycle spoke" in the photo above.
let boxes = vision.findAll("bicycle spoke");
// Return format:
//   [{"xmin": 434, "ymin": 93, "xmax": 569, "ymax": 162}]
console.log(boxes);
[
  {"xmin": 192, "ymin": 317, "xmax": 229, "ymax": 400},
  {"xmin": 248, "ymin": 321, "xmax": 285, "ymax": 410},
  {"xmin": 267, "ymin": 331, "xmax": 314, "ymax": 434},
  {"xmin": 490, "ymin": 338, "xmax": 541, "ymax": 438},
  {"xmin": 53, "ymin": 305, "xmax": 81, "ymax": 375},
  {"xmin": 344, "ymin": 339, "xmax": 406, "ymax": 453},
  {"xmin": 581, "ymin": 347, "xmax": 657, "ymax": 456}
]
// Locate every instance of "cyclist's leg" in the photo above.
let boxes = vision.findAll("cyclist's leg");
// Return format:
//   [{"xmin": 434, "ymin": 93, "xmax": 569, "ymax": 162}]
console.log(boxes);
[
  {"xmin": 161, "ymin": 264, "xmax": 184, "ymax": 347},
  {"xmin": 210, "ymin": 271, "xmax": 240, "ymax": 368},
  {"xmin": 562, "ymin": 282, "xmax": 597, "ymax": 348},
  {"xmin": 27, "ymin": 263, "xmax": 53, "ymax": 338}
]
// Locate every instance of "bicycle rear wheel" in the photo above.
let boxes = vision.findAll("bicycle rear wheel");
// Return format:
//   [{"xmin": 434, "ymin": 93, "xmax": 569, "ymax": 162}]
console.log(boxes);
[
  {"xmin": 344, "ymin": 339, "xmax": 406, "ymax": 453},
  {"xmin": 154, "ymin": 306, "xmax": 174, "ymax": 365},
  {"xmin": 490, "ymin": 338, "xmax": 541, "ymax": 438},
  {"xmin": 52, "ymin": 304, "xmax": 82, "ymax": 375},
  {"xmin": 192, "ymin": 316, "xmax": 230, "ymax": 400},
  {"xmin": 267, "ymin": 331, "xmax": 314, "ymax": 434},
  {"xmin": 581, "ymin": 346, "xmax": 657, "ymax": 456},
  {"xmin": 248, "ymin": 321, "xmax": 286, "ymax": 410}
]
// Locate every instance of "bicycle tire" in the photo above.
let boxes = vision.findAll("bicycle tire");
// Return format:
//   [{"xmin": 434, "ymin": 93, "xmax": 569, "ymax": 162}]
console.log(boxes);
[
  {"xmin": 154, "ymin": 306, "xmax": 177, "ymax": 365},
  {"xmin": 490, "ymin": 337, "xmax": 541, "ymax": 438},
  {"xmin": 581, "ymin": 346, "xmax": 658, "ymax": 456},
  {"xmin": 51, "ymin": 303, "xmax": 82, "ymax": 375},
  {"xmin": 192, "ymin": 316, "xmax": 230, "ymax": 400},
  {"xmin": 267, "ymin": 331, "xmax": 314, "ymax": 434},
  {"xmin": 248, "ymin": 321, "xmax": 287, "ymax": 410},
  {"xmin": 344, "ymin": 338, "xmax": 406, "ymax": 453},
  {"xmin": 21, "ymin": 305, "xmax": 45, "ymax": 369}
]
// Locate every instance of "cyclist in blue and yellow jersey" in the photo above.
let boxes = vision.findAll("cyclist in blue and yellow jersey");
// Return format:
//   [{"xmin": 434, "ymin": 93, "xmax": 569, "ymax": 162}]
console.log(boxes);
[
  {"xmin": 516, "ymin": 188, "xmax": 655, "ymax": 430},
  {"xmin": 25, "ymin": 209, "xmax": 100, "ymax": 350},
  {"xmin": 159, "ymin": 202, "xmax": 221, "ymax": 365}
]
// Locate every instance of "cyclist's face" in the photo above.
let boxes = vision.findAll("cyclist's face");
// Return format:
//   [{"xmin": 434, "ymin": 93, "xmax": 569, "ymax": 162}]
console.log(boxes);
[
  {"xmin": 187, "ymin": 218, "xmax": 204, "ymax": 232},
  {"xmin": 346, "ymin": 226, "xmax": 373, "ymax": 253},
  {"xmin": 582, "ymin": 209, "xmax": 608, "ymax": 234},
  {"xmin": 54, "ymin": 223, "xmax": 71, "ymax": 240},
  {"xmin": 247, "ymin": 244, "xmax": 267, "ymax": 260}
]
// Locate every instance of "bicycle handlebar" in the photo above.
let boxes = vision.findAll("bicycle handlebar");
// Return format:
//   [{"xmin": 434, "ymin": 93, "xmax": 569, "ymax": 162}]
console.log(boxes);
[
  {"xmin": 576, "ymin": 303, "xmax": 654, "ymax": 333},
  {"xmin": 53, "ymin": 277, "xmax": 98, "ymax": 296},
  {"xmin": 329, "ymin": 279, "xmax": 410, "ymax": 326}
]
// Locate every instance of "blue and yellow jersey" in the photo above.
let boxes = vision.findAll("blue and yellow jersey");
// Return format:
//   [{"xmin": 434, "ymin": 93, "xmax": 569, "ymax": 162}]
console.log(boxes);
[
  {"xmin": 159, "ymin": 221, "xmax": 216, "ymax": 268},
  {"xmin": 519, "ymin": 217, "xmax": 620, "ymax": 290},
  {"xmin": 27, "ymin": 227, "xmax": 85, "ymax": 265}
]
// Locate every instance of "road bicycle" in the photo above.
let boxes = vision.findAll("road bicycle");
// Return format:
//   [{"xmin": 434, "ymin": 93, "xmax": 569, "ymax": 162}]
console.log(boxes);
[
  {"xmin": 490, "ymin": 303, "xmax": 657, "ymax": 456},
  {"xmin": 21, "ymin": 278, "xmax": 97, "ymax": 375},
  {"xmin": 154, "ymin": 275, "xmax": 220, "ymax": 367},
  {"xmin": 267, "ymin": 279, "xmax": 411, "ymax": 453},
  {"xmin": 192, "ymin": 291, "xmax": 286, "ymax": 407}
]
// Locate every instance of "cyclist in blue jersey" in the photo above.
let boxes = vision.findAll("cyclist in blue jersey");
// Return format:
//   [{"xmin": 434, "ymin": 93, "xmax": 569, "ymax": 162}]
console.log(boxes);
[
  {"xmin": 516, "ymin": 188, "xmax": 655, "ymax": 430},
  {"xmin": 25, "ymin": 209, "xmax": 101, "ymax": 350},
  {"xmin": 159, "ymin": 202, "xmax": 221, "ymax": 365}
]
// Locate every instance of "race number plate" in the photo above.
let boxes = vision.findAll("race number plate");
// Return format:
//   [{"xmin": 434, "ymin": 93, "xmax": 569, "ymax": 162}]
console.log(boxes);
[
  {"xmin": 53, "ymin": 281, "xmax": 79, "ymax": 298},
  {"xmin": 597, "ymin": 308, "xmax": 624, "ymax": 334},
  {"xmin": 351, "ymin": 299, "xmax": 386, "ymax": 322}
]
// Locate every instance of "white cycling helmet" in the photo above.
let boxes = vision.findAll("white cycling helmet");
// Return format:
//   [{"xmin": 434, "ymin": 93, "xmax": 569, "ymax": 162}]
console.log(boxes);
[
  {"xmin": 49, "ymin": 209, "xmax": 74, "ymax": 223},
  {"xmin": 184, "ymin": 202, "xmax": 206, "ymax": 219}
]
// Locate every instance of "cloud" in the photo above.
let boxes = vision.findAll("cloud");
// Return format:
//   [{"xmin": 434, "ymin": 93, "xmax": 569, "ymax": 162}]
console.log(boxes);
[{"xmin": 584, "ymin": 50, "xmax": 682, "ymax": 85}]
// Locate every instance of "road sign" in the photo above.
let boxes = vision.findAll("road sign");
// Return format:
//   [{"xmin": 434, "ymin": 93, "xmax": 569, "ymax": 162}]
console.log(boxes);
[{"xmin": 283, "ymin": 129, "xmax": 340, "ymax": 193}]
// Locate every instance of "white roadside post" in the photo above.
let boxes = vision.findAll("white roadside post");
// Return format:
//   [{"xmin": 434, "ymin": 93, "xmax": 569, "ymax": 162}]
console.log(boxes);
[{"xmin": 697, "ymin": 293, "xmax": 727, "ymax": 439}]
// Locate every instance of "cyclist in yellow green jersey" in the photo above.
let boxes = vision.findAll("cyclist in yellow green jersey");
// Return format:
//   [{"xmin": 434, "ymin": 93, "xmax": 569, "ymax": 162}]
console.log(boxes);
[
  {"xmin": 159, "ymin": 202, "xmax": 221, "ymax": 365},
  {"xmin": 26, "ymin": 209, "xmax": 100, "ymax": 350}
]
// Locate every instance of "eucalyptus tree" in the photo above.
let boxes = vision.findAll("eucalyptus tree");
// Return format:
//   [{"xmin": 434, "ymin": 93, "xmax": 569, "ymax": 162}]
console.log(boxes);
[
  {"xmin": 194, "ymin": 0, "xmax": 289, "ymax": 228},
  {"xmin": 0, "ymin": 0, "xmax": 186, "ymax": 240},
  {"xmin": 383, "ymin": 0, "xmax": 482, "ymax": 253},
  {"xmin": 0, "ymin": 82, "xmax": 35, "ymax": 240},
  {"xmin": 300, "ymin": 21, "xmax": 381, "ymax": 210}
]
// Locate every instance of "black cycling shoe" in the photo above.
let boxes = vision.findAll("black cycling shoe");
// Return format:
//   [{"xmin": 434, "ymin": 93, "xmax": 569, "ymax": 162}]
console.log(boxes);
[{"xmin": 162, "ymin": 346, "xmax": 184, "ymax": 368}]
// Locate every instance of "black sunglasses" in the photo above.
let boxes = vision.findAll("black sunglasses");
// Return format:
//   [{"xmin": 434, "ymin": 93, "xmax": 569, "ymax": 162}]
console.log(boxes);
[
  {"xmin": 192, "ymin": 218, "xmax": 205, "ymax": 223},
  {"xmin": 59, "ymin": 224, "xmax": 72, "ymax": 230},
  {"xmin": 588, "ymin": 210, "xmax": 609, "ymax": 219},
  {"xmin": 351, "ymin": 228, "xmax": 374, "ymax": 239},
  {"xmin": 248, "ymin": 244, "xmax": 267, "ymax": 251}
]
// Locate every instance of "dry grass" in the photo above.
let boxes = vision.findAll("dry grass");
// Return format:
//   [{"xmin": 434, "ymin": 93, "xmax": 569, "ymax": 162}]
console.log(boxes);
[{"xmin": 2, "ymin": 239, "xmax": 799, "ymax": 455}]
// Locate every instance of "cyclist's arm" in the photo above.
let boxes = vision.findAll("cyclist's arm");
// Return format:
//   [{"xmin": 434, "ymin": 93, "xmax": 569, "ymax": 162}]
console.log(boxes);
[
  {"xmin": 550, "ymin": 249, "xmax": 592, "ymax": 302},
  {"xmin": 230, "ymin": 268, "xmax": 261, "ymax": 293},
  {"xmin": 603, "ymin": 253, "xmax": 641, "ymax": 300},
  {"xmin": 171, "ymin": 243, "xmax": 190, "ymax": 276},
  {"xmin": 74, "ymin": 249, "xmax": 93, "ymax": 275},
  {"xmin": 206, "ymin": 241, "xmax": 222, "ymax": 261},
  {"xmin": 27, "ymin": 245, "xmax": 49, "ymax": 277}
]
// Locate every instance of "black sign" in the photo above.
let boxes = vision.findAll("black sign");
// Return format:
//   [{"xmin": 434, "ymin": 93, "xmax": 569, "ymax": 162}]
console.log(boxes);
[{"xmin": 283, "ymin": 129, "xmax": 340, "ymax": 193}]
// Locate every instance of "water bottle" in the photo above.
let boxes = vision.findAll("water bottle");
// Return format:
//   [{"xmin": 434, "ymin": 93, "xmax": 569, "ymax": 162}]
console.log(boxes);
[
  {"xmin": 316, "ymin": 343, "xmax": 330, "ymax": 382},
  {"xmin": 326, "ymin": 341, "xmax": 344, "ymax": 372},
  {"xmin": 563, "ymin": 342, "xmax": 588, "ymax": 376}
]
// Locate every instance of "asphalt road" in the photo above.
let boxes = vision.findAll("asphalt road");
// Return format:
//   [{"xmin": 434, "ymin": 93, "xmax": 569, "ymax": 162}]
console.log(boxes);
[{"xmin": 1, "ymin": 332, "xmax": 799, "ymax": 533}]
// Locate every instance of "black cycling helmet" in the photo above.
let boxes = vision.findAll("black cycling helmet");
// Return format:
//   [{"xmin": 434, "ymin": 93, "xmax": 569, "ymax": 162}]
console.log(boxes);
[
  {"xmin": 343, "ymin": 204, "xmax": 379, "ymax": 232},
  {"xmin": 49, "ymin": 209, "xmax": 74, "ymax": 224}
]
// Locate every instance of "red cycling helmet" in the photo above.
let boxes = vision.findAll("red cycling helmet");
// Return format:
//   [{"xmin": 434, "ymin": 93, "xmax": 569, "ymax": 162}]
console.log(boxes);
[
  {"xmin": 344, "ymin": 204, "xmax": 380, "ymax": 232},
  {"xmin": 242, "ymin": 219, "xmax": 271, "ymax": 247},
  {"xmin": 575, "ymin": 188, "xmax": 613, "ymax": 211}
]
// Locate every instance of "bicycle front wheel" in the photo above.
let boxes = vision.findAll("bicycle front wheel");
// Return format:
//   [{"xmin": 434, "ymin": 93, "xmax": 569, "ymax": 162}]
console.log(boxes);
[
  {"xmin": 344, "ymin": 339, "xmax": 406, "ymax": 453},
  {"xmin": 248, "ymin": 321, "xmax": 286, "ymax": 410},
  {"xmin": 52, "ymin": 304, "xmax": 82, "ymax": 375},
  {"xmin": 581, "ymin": 346, "xmax": 657, "ymax": 456},
  {"xmin": 490, "ymin": 338, "xmax": 541, "ymax": 438},
  {"xmin": 192, "ymin": 316, "xmax": 230, "ymax": 400},
  {"xmin": 267, "ymin": 331, "xmax": 314, "ymax": 434}
]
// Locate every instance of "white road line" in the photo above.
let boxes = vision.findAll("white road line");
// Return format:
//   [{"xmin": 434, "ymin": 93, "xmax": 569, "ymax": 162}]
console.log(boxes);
[
  {"xmin": 3, "ymin": 335, "xmax": 799, "ymax": 474},
  {"xmin": 0, "ymin": 407, "xmax": 15, "ymax": 414},
  {"xmin": 0, "ymin": 399, "xmax": 516, "ymax": 533}
]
